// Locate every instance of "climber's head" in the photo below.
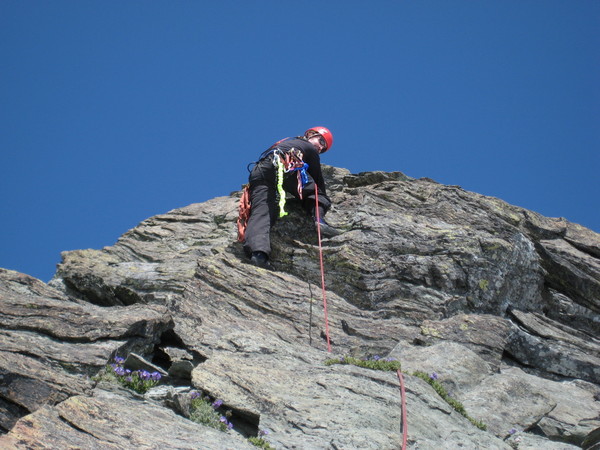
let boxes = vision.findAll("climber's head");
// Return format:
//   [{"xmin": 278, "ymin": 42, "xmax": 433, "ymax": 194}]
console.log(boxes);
[{"xmin": 305, "ymin": 126, "xmax": 333, "ymax": 153}]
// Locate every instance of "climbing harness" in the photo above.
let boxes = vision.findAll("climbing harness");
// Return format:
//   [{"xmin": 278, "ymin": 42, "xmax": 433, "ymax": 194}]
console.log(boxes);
[
  {"xmin": 237, "ymin": 184, "xmax": 251, "ymax": 243},
  {"xmin": 246, "ymin": 137, "xmax": 312, "ymax": 217},
  {"xmin": 247, "ymin": 136, "xmax": 295, "ymax": 173},
  {"xmin": 314, "ymin": 183, "xmax": 331, "ymax": 353},
  {"xmin": 240, "ymin": 137, "xmax": 313, "ymax": 241}
]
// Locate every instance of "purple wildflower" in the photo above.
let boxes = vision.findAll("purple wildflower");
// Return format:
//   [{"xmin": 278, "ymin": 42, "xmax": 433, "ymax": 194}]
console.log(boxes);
[
  {"xmin": 114, "ymin": 366, "xmax": 126, "ymax": 376},
  {"xmin": 190, "ymin": 391, "xmax": 201, "ymax": 399},
  {"xmin": 212, "ymin": 399, "xmax": 223, "ymax": 408},
  {"xmin": 219, "ymin": 416, "xmax": 227, "ymax": 423},
  {"xmin": 373, "ymin": 355, "xmax": 380, "ymax": 361},
  {"xmin": 227, "ymin": 422, "xmax": 234, "ymax": 430},
  {"xmin": 139, "ymin": 370, "xmax": 151, "ymax": 380},
  {"xmin": 114, "ymin": 356, "xmax": 125, "ymax": 364},
  {"xmin": 259, "ymin": 429, "xmax": 271, "ymax": 436},
  {"xmin": 125, "ymin": 376, "xmax": 133, "ymax": 383},
  {"xmin": 509, "ymin": 428, "xmax": 517, "ymax": 435},
  {"xmin": 151, "ymin": 372, "xmax": 162, "ymax": 381},
  {"xmin": 430, "ymin": 372, "xmax": 438, "ymax": 380}
]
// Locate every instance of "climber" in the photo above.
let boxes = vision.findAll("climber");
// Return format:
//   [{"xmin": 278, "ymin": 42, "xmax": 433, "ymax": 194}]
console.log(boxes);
[{"xmin": 241, "ymin": 126, "xmax": 339, "ymax": 269}]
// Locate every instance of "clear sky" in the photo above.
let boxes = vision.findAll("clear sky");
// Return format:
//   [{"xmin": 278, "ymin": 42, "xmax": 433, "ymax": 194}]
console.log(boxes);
[{"xmin": 2, "ymin": 1, "xmax": 599, "ymax": 282}]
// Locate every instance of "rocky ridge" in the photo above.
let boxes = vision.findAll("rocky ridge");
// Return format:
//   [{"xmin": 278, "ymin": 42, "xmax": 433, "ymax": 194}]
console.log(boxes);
[{"xmin": 1, "ymin": 166, "xmax": 599, "ymax": 449}]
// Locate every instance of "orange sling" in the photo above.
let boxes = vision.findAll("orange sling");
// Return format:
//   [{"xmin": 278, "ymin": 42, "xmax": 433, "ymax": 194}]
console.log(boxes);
[{"xmin": 236, "ymin": 185, "xmax": 251, "ymax": 242}]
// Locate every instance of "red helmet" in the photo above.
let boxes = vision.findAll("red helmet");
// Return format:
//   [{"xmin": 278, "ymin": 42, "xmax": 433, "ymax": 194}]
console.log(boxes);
[{"xmin": 305, "ymin": 126, "xmax": 333, "ymax": 152}]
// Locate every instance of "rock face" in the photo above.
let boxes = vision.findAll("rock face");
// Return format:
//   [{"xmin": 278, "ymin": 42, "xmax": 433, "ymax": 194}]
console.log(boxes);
[{"xmin": 1, "ymin": 166, "xmax": 599, "ymax": 449}]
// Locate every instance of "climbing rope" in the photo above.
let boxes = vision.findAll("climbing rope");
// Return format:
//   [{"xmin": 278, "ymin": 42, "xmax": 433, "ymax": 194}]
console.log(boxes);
[
  {"xmin": 313, "ymin": 183, "xmax": 406, "ymax": 446},
  {"xmin": 314, "ymin": 183, "xmax": 331, "ymax": 353},
  {"xmin": 314, "ymin": 183, "xmax": 407, "ymax": 447},
  {"xmin": 397, "ymin": 369, "xmax": 408, "ymax": 449}
]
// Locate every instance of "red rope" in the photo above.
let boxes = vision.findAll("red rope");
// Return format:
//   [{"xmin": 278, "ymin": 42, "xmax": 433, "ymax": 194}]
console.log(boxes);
[
  {"xmin": 397, "ymin": 369, "xmax": 408, "ymax": 449},
  {"xmin": 314, "ymin": 184, "xmax": 331, "ymax": 353},
  {"xmin": 314, "ymin": 186, "xmax": 406, "ymax": 446}
]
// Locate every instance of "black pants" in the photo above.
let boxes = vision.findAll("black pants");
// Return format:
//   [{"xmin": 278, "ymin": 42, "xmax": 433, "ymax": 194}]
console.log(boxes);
[{"xmin": 243, "ymin": 160, "xmax": 328, "ymax": 257}]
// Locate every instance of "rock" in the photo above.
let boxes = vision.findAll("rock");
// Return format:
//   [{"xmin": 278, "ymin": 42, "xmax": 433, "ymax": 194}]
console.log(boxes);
[
  {"xmin": 54, "ymin": 198, "xmax": 237, "ymax": 307},
  {"xmin": 144, "ymin": 384, "xmax": 189, "ymax": 400},
  {"xmin": 461, "ymin": 366, "xmax": 600, "ymax": 445},
  {"xmin": 144, "ymin": 385, "xmax": 194, "ymax": 418},
  {"xmin": 157, "ymin": 346, "xmax": 197, "ymax": 379},
  {"xmin": 505, "ymin": 431, "xmax": 581, "ymax": 449},
  {"xmin": 123, "ymin": 352, "xmax": 168, "ymax": 377},
  {"xmin": 0, "ymin": 349, "xmax": 92, "ymax": 433},
  {"xmin": 392, "ymin": 341, "xmax": 600, "ymax": 446},
  {"xmin": 191, "ymin": 329, "xmax": 509, "ymax": 449},
  {"xmin": 1, "ymin": 166, "xmax": 599, "ymax": 448},
  {"xmin": 507, "ymin": 309, "xmax": 600, "ymax": 383},
  {"xmin": 537, "ymin": 238, "xmax": 600, "ymax": 313},
  {"xmin": 0, "ymin": 268, "xmax": 173, "ymax": 431},
  {"xmin": 0, "ymin": 388, "xmax": 255, "ymax": 449},
  {"xmin": 583, "ymin": 427, "xmax": 600, "ymax": 450},
  {"xmin": 343, "ymin": 170, "xmax": 414, "ymax": 187},
  {"xmin": 411, "ymin": 313, "xmax": 511, "ymax": 369},
  {"xmin": 391, "ymin": 341, "xmax": 494, "ymax": 397}
]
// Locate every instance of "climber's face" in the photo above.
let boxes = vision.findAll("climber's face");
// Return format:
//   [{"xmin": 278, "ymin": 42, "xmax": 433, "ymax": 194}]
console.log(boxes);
[{"xmin": 308, "ymin": 135, "xmax": 327, "ymax": 153}]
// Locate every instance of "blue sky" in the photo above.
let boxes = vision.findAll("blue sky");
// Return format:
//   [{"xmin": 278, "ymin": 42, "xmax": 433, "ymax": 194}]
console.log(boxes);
[{"xmin": 2, "ymin": 1, "xmax": 599, "ymax": 282}]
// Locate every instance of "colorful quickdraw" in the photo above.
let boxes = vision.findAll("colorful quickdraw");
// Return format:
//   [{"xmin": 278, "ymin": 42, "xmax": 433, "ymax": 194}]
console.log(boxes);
[
  {"xmin": 272, "ymin": 148, "xmax": 310, "ymax": 217},
  {"xmin": 274, "ymin": 153, "xmax": 288, "ymax": 218}
]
